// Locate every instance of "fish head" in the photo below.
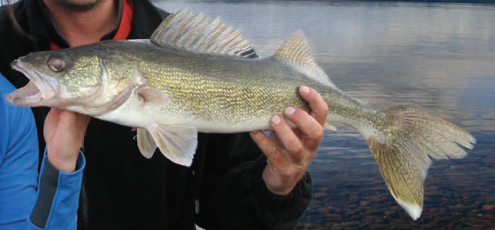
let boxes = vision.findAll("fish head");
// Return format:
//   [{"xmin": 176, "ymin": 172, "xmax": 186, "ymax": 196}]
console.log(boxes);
[{"xmin": 7, "ymin": 49, "xmax": 109, "ymax": 110}]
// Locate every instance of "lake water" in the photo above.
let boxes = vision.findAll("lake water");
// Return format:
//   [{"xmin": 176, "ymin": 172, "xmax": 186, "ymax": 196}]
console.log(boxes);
[{"xmin": 153, "ymin": 1, "xmax": 495, "ymax": 229}]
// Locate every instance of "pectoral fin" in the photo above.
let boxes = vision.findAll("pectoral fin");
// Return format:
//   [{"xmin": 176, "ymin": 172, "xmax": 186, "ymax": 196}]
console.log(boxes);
[
  {"xmin": 137, "ymin": 128, "xmax": 157, "ymax": 159},
  {"xmin": 136, "ymin": 87, "xmax": 169, "ymax": 106},
  {"xmin": 146, "ymin": 124, "xmax": 198, "ymax": 167}
]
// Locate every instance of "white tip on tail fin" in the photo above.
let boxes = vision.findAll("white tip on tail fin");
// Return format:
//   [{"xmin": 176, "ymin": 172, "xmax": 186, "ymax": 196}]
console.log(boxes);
[
  {"xmin": 398, "ymin": 201, "xmax": 422, "ymax": 221},
  {"xmin": 366, "ymin": 105, "xmax": 475, "ymax": 220}
]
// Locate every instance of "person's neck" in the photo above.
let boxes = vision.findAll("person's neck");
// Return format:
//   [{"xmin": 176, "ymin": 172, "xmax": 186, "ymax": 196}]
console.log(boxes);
[{"xmin": 43, "ymin": 0, "xmax": 118, "ymax": 47}]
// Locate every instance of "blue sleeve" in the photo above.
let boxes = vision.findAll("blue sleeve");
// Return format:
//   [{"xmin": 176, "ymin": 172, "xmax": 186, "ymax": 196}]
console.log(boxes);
[
  {"xmin": 27, "ymin": 152, "xmax": 85, "ymax": 230},
  {"xmin": 0, "ymin": 75, "xmax": 39, "ymax": 228},
  {"xmin": 0, "ymin": 75, "xmax": 85, "ymax": 230}
]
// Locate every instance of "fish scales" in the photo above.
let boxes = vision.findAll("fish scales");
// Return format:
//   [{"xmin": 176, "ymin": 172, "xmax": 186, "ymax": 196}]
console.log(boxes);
[
  {"xmin": 99, "ymin": 41, "xmax": 313, "ymax": 125},
  {"xmin": 6, "ymin": 8, "xmax": 475, "ymax": 221}
]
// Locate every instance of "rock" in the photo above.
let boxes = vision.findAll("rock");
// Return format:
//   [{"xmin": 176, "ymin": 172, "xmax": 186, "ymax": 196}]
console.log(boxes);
[
  {"xmin": 482, "ymin": 204, "xmax": 495, "ymax": 211},
  {"xmin": 313, "ymin": 192, "xmax": 327, "ymax": 198},
  {"xmin": 318, "ymin": 207, "xmax": 330, "ymax": 213},
  {"xmin": 360, "ymin": 201, "xmax": 371, "ymax": 206},
  {"xmin": 325, "ymin": 213, "xmax": 342, "ymax": 219},
  {"xmin": 341, "ymin": 221, "xmax": 360, "ymax": 227}
]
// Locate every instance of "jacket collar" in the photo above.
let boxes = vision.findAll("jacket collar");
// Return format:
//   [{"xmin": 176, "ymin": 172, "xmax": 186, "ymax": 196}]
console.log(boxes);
[{"xmin": 127, "ymin": 0, "xmax": 168, "ymax": 39}]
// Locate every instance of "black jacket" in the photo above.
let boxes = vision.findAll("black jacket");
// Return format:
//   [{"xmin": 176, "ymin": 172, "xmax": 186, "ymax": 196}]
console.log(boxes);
[{"xmin": 0, "ymin": 0, "xmax": 312, "ymax": 228}]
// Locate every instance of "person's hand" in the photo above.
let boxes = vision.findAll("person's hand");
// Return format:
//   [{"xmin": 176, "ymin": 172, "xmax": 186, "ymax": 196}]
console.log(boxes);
[
  {"xmin": 44, "ymin": 108, "xmax": 91, "ymax": 173},
  {"xmin": 250, "ymin": 86, "xmax": 328, "ymax": 195}
]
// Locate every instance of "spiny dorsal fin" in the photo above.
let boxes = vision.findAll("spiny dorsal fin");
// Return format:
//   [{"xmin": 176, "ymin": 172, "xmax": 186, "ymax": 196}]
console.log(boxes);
[
  {"xmin": 151, "ymin": 8, "xmax": 256, "ymax": 58},
  {"xmin": 274, "ymin": 32, "xmax": 336, "ymax": 88}
]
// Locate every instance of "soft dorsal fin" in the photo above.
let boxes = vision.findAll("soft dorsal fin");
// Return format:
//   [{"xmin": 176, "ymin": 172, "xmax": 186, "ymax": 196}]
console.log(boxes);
[
  {"xmin": 151, "ymin": 8, "xmax": 256, "ymax": 58},
  {"xmin": 274, "ymin": 32, "xmax": 336, "ymax": 88}
]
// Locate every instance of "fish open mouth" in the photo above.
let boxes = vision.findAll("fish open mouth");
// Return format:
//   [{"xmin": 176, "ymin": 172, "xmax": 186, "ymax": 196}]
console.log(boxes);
[{"xmin": 6, "ymin": 60, "xmax": 56, "ymax": 107}]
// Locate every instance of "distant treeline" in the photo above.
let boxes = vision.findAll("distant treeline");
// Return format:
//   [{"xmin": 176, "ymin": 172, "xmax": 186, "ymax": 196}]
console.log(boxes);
[
  {"xmin": 150, "ymin": 0, "xmax": 495, "ymax": 4},
  {"xmin": 364, "ymin": 0, "xmax": 495, "ymax": 3}
]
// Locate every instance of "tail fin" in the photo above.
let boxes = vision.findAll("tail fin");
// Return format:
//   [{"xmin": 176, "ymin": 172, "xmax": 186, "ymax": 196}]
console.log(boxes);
[{"xmin": 367, "ymin": 106, "xmax": 475, "ymax": 220}]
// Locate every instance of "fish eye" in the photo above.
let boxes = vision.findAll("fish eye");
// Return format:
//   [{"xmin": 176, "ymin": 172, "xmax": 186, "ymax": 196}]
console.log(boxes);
[{"xmin": 48, "ymin": 56, "xmax": 66, "ymax": 72}]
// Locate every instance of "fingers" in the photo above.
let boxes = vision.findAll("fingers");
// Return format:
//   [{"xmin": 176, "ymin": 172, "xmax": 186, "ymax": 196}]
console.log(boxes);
[
  {"xmin": 44, "ymin": 109, "xmax": 91, "ymax": 173},
  {"xmin": 252, "ymin": 86, "xmax": 327, "ymax": 195},
  {"xmin": 252, "ymin": 109, "xmax": 321, "ymax": 165},
  {"xmin": 49, "ymin": 109, "xmax": 91, "ymax": 143},
  {"xmin": 298, "ymin": 85, "xmax": 329, "ymax": 125},
  {"xmin": 251, "ymin": 86, "xmax": 327, "ymax": 164},
  {"xmin": 59, "ymin": 109, "xmax": 91, "ymax": 128},
  {"xmin": 250, "ymin": 130, "xmax": 289, "ymax": 168},
  {"xmin": 270, "ymin": 112, "xmax": 306, "ymax": 163},
  {"xmin": 272, "ymin": 109, "xmax": 322, "ymax": 165}
]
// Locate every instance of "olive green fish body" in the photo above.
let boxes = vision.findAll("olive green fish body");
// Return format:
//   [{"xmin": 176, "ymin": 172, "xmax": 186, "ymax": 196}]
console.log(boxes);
[{"xmin": 87, "ymin": 40, "xmax": 355, "ymax": 133}]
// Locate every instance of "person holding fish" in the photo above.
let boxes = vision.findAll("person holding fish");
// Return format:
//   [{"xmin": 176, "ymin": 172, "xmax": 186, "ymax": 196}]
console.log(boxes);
[{"xmin": 0, "ymin": 0, "xmax": 328, "ymax": 228}]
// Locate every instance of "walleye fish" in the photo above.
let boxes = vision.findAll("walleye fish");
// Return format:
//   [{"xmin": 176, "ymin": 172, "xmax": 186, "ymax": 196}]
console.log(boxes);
[{"xmin": 7, "ymin": 8, "xmax": 475, "ymax": 220}]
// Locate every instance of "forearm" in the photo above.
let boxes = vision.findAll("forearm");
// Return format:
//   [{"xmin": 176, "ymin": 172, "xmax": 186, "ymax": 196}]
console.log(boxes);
[
  {"xmin": 250, "ymin": 155, "xmax": 313, "ymax": 228},
  {"xmin": 196, "ymin": 133, "xmax": 312, "ymax": 229},
  {"xmin": 28, "ymin": 151, "xmax": 85, "ymax": 230}
]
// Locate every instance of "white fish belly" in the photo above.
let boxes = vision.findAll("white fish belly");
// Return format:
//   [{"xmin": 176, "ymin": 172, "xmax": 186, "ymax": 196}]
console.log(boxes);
[
  {"xmin": 194, "ymin": 119, "xmax": 272, "ymax": 133},
  {"xmin": 94, "ymin": 95, "xmax": 273, "ymax": 132}
]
